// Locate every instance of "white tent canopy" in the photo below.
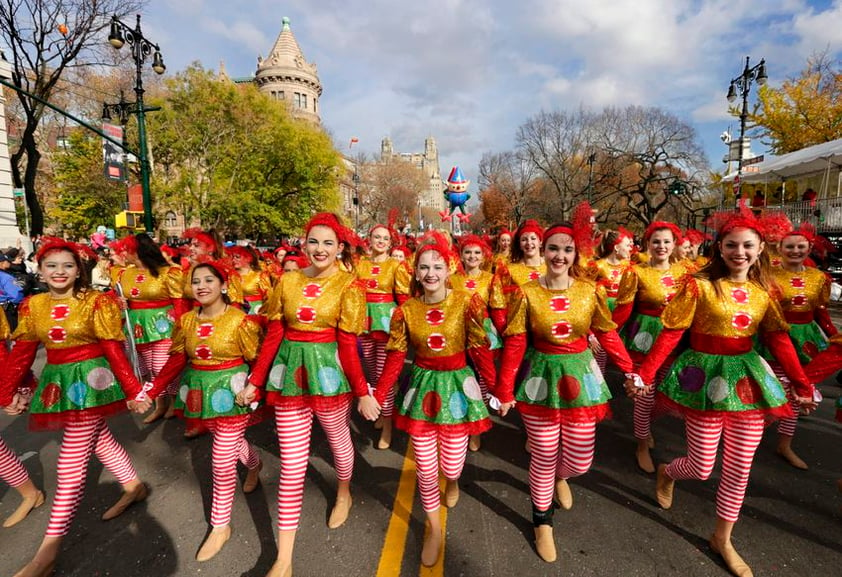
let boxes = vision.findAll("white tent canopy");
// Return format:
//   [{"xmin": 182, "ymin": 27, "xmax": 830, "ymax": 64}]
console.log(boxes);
[{"xmin": 723, "ymin": 137, "xmax": 842, "ymax": 186}]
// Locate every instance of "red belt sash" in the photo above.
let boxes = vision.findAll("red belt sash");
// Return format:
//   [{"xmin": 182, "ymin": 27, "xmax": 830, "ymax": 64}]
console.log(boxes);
[
  {"xmin": 636, "ymin": 304, "xmax": 665, "ymax": 317},
  {"xmin": 415, "ymin": 352, "xmax": 466, "ymax": 371},
  {"xmin": 47, "ymin": 343, "xmax": 106, "ymax": 364},
  {"xmin": 533, "ymin": 336, "xmax": 589, "ymax": 355},
  {"xmin": 690, "ymin": 333, "xmax": 753, "ymax": 355},
  {"xmin": 244, "ymin": 294, "xmax": 263, "ymax": 303},
  {"xmin": 285, "ymin": 327, "xmax": 335, "ymax": 343},
  {"xmin": 128, "ymin": 299, "xmax": 172, "ymax": 310},
  {"xmin": 784, "ymin": 310, "xmax": 813, "ymax": 324},
  {"xmin": 366, "ymin": 293, "xmax": 394, "ymax": 303},
  {"xmin": 190, "ymin": 359, "xmax": 245, "ymax": 371}
]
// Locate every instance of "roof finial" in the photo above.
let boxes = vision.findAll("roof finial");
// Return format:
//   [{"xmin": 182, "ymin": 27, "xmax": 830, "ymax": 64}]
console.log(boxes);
[{"xmin": 282, "ymin": 16, "xmax": 290, "ymax": 30}]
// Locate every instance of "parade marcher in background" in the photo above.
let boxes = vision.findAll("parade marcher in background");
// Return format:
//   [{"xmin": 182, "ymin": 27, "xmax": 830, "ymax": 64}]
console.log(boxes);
[
  {"xmin": 493, "ymin": 229, "xmax": 513, "ymax": 272},
  {"xmin": 489, "ymin": 220, "xmax": 546, "ymax": 334},
  {"xmin": 612, "ymin": 221, "xmax": 688, "ymax": 474},
  {"xmin": 636, "ymin": 205, "xmax": 817, "ymax": 577},
  {"xmin": 141, "ymin": 260, "xmax": 263, "ymax": 562},
  {"xmin": 0, "ymin": 238, "xmax": 148, "ymax": 577},
  {"xmin": 356, "ymin": 222, "xmax": 410, "ymax": 450},
  {"xmin": 117, "ymin": 234, "xmax": 185, "ymax": 424},
  {"xmin": 684, "ymin": 229, "xmax": 709, "ymax": 269},
  {"xmin": 281, "ymin": 251, "xmax": 307, "ymax": 273},
  {"xmin": 390, "ymin": 245, "xmax": 411, "ymax": 263},
  {"xmin": 367, "ymin": 231, "xmax": 495, "ymax": 567},
  {"xmin": 763, "ymin": 222, "xmax": 836, "ymax": 470},
  {"xmin": 0, "ymin": 252, "xmax": 24, "ymax": 332},
  {"xmin": 495, "ymin": 222, "xmax": 637, "ymax": 563},
  {"xmin": 237, "ymin": 213, "xmax": 378, "ymax": 577},
  {"xmin": 228, "ymin": 245, "xmax": 272, "ymax": 315},
  {"xmin": 0, "ymin": 307, "xmax": 44, "ymax": 529},
  {"xmin": 90, "ymin": 249, "xmax": 113, "ymax": 292}
]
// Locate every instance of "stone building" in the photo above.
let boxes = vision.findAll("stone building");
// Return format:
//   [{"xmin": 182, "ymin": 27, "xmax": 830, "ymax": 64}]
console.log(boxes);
[{"xmin": 380, "ymin": 136, "xmax": 445, "ymax": 212}]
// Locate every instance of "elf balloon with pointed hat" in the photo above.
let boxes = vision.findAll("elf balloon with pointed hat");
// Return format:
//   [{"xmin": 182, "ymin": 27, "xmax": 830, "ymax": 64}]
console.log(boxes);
[{"xmin": 439, "ymin": 165, "xmax": 472, "ymax": 223}]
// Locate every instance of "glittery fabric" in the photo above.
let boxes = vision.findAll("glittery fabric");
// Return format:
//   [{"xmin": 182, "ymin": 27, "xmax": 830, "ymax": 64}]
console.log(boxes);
[
  {"xmin": 615, "ymin": 262, "xmax": 689, "ymax": 308},
  {"xmin": 174, "ymin": 364, "xmax": 251, "ymax": 421},
  {"xmin": 770, "ymin": 266, "xmax": 831, "ymax": 315},
  {"xmin": 356, "ymin": 257, "xmax": 411, "ymax": 296},
  {"xmin": 13, "ymin": 291, "xmax": 125, "ymax": 346},
  {"xmin": 503, "ymin": 279, "xmax": 616, "ymax": 342},
  {"xmin": 589, "ymin": 259, "xmax": 630, "ymax": 299},
  {"xmin": 118, "ymin": 265, "xmax": 183, "ymax": 344},
  {"xmin": 261, "ymin": 269, "xmax": 366, "ymax": 335},
  {"xmin": 489, "ymin": 261, "xmax": 546, "ymax": 309},
  {"xmin": 169, "ymin": 307, "xmax": 261, "ymax": 366},
  {"xmin": 450, "ymin": 270, "xmax": 494, "ymax": 303},
  {"xmin": 0, "ymin": 306, "xmax": 9, "ymax": 340},
  {"xmin": 239, "ymin": 269, "xmax": 273, "ymax": 301}
]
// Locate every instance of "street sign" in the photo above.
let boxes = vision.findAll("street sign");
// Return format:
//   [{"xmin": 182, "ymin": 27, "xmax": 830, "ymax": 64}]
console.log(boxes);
[
  {"xmin": 12, "ymin": 187, "xmax": 24, "ymax": 198},
  {"xmin": 740, "ymin": 155, "xmax": 764, "ymax": 167}
]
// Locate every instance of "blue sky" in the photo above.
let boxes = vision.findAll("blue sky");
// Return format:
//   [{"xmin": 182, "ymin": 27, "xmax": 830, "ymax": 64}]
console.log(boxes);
[{"xmin": 140, "ymin": 0, "xmax": 842, "ymax": 193}]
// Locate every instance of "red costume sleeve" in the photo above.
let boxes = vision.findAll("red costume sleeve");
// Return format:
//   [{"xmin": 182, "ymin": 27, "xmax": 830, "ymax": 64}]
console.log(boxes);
[
  {"xmin": 764, "ymin": 330, "xmax": 814, "ymax": 397},
  {"xmin": 147, "ymin": 352, "xmax": 188, "ymax": 399},
  {"xmin": 612, "ymin": 302, "xmax": 634, "ymax": 328},
  {"xmin": 0, "ymin": 340, "xmax": 38, "ymax": 406},
  {"xmin": 638, "ymin": 328, "xmax": 685, "ymax": 385},
  {"xmin": 804, "ymin": 343, "xmax": 842, "ymax": 383},
  {"xmin": 593, "ymin": 330, "xmax": 634, "ymax": 373},
  {"xmin": 100, "ymin": 340, "xmax": 142, "ymax": 397},
  {"xmin": 495, "ymin": 333, "xmax": 527, "ymax": 403},
  {"xmin": 248, "ymin": 320, "xmax": 284, "ymax": 388},
  {"xmin": 490, "ymin": 308, "xmax": 508, "ymax": 334},
  {"xmin": 172, "ymin": 298, "xmax": 192, "ymax": 321},
  {"xmin": 468, "ymin": 345, "xmax": 497, "ymax": 391},
  {"xmin": 396, "ymin": 294, "xmax": 410, "ymax": 306},
  {"xmin": 337, "ymin": 329, "xmax": 368, "ymax": 397},
  {"xmin": 373, "ymin": 349, "xmax": 407, "ymax": 406},
  {"xmin": 814, "ymin": 307, "xmax": 838, "ymax": 337}
]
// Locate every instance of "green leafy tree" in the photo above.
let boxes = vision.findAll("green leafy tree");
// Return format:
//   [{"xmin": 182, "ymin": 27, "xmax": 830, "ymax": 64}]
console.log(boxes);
[{"xmin": 49, "ymin": 129, "xmax": 128, "ymax": 239}]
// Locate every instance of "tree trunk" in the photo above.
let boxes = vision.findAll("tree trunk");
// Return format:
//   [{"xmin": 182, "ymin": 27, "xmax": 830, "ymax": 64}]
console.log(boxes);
[{"xmin": 19, "ymin": 127, "xmax": 44, "ymax": 235}]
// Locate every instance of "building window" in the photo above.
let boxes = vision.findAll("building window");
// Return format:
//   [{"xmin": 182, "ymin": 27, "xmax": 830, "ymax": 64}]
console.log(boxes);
[
  {"xmin": 294, "ymin": 92, "xmax": 301, "ymax": 108},
  {"xmin": 301, "ymin": 94, "xmax": 307, "ymax": 109},
  {"xmin": 164, "ymin": 211, "xmax": 178, "ymax": 228},
  {"xmin": 279, "ymin": 90, "xmax": 285, "ymax": 100}
]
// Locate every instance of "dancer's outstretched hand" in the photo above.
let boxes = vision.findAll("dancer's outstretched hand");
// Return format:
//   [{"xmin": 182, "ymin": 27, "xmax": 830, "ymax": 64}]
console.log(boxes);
[{"xmin": 358, "ymin": 394, "xmax": 381, "ymax": 421}]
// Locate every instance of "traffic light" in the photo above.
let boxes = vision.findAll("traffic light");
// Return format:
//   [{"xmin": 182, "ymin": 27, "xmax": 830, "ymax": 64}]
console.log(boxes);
[
  {"xmin": 668, "ymin": 181, "xmax": 686, "ymax": 195},
  {"xmin": 115, "ymin": 210, "xmax": 145, "ymax": 229}
]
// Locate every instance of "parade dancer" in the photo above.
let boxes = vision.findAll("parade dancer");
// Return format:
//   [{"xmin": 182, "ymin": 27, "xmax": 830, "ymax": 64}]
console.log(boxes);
[
  {"xmin": 239, "ymin": 213, "xmax": 378, "ymax": 577},
  {"xmin": 117, "ymin": 234, "xmax": 185, "ymax": 424},
  {"xmin": 588, "ymin": 228, "xmax": 633, "ymax": 373},
  {"xmin": 142, "ymin": 261, "xmax": 263, "ymax": 562},
  {"xmin": 764, "ymin": 223, "xmax": 836, "ymax": 469},
  {"xmin": 366, "ymin": 232, "xmax": 495, "ymax": 567},
  {"xmin": 495, "ymin": 222, "xmax": 637, "ymax": 563},
  {"xmin": 450, "ymin": 234, "xmax": 500, "ymax": 451},
  {"xmin": 0, "ymin": 308, "xmax": 44, "ymax": 529},
  {"xmin": 492, "ymin": 229, "xmax": 512, "ymax": 272},
  {"xmin": 613, "ymin": 222, "xmax": 688, "ymax": 473},
  {"xmin": 636, "ymin": 205, "xmax": 817, "ymax": 577},
  {"xmin": 489, "ymin": 220, "xmax": 546, "ymax": 333},
  {"xmin": 356, "ymin": 223, "xmax": 410, "ymax": 450},
  {"xmin": 229, "ymin": 245, "xmax": 272, "ymax": 315},
  {"xmin": 0, "ymin": 238, "xmax": 148, "ymax": 577}
]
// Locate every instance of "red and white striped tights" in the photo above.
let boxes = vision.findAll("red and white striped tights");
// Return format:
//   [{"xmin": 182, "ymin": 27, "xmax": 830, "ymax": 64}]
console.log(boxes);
[
  {"xmin": 633, "ymin": 363, "xmax": 671, "ymax": 440},
  {"xmin": 411, "ymin": 432, "xmax": 469, "ymax": 512},
  {"xmin": 664, "ymin": 411, "xmax": 765, "ymax": 522},
  {"xmin": 0, "ymin": 436, "xmax": 29, "ymax": 488},
  {"xmin": 521, "ymin": 414, "xmax": 597, "ymax": 511},
  {"xmin": 206, "ymin": 416, "xmax": 260, "ymax": 527},
  {"xmin": 47, "ymin": 418, "xmax": 138, "ymax": 537},
  {"xmin": 137, "ymin": 339, "xmax": 175, "ymax": 394},
  {"xmin": 769, "ymin": 360, "xmax": 800, "ymax": 438},
  {"xmin": 274, "ymin": 400, "xmax": 354, "ymax": 531},
  {"xmin": 360, "ymin": 335, "xmax": 394, "ymax": 417}
]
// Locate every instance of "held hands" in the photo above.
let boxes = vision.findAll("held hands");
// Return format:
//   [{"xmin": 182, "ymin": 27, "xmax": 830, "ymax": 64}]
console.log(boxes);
[
  {"xmin": 127, "ymin": 398, "xmax": 152, "ymax": 414},
  {"xmin": 357, "ymin": 394, "xmax": 381, "ymax": 421},
  {"xmin": 235, "ymin": 383, "xmax": 259, "ymax": 407},
  {"xmin": 623, "ymin": 373, "xmax": 650, "ymax": 398},
  {"xmin": 3, "ymin": 392, "xmax": 31, "ymax": 415},
  {"xmin": 588, "ymin": 333, "xmax": 603, "ymax": 354}
]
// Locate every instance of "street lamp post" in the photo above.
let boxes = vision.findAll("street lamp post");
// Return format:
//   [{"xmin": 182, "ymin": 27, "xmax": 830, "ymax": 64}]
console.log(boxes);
[
  {"xmin": 108, "ymin": 14, "xmax": 166, "ymax": 233},
  {"xmin": 727, "ymin": 56, "xmax": 767, "ymax": 205},
  {"xmin": 352, "ymin": 169, "xmax": 361, "ymax": 231},
  {"xmin": 586, "ymin": 152, "xmax": 596, "ymax": 202}
]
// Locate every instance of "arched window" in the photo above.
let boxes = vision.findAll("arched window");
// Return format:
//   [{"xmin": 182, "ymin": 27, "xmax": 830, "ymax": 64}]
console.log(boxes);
[{"xmin": 164, "ymin": 211, "xmax": 178, "ymax": 228}]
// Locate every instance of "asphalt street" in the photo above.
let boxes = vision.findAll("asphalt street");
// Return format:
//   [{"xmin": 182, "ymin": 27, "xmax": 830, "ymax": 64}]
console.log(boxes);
[{"xmin": 1, "ymin": 343, "xmax": 841, "ymax": 576}]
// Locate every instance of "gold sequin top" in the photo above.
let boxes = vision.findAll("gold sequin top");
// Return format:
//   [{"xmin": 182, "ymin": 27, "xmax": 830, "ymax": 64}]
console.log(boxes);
[
  {"xmin": 504, "ymin": 279, "xmax": 616, "ymax": 342},
  {"xmin": 13, "ymin": 291, "xmax": 125, "ymax": 347},
  {"xmin": 386, "ymin": 291, "xmax": 489, "ymax": 356},
  {"xmin": 261, "ymin": 269, "xmax": 366, "ymax": 335},
  {"xmin": 109, "ymin": 265, "xmax": 126, "ymax": 286},
  {"xmin": 489, "ymin": 261, "xmax": 547, "ymax": 309},
  {"xmin": 615, "ymin": 262, "xmax": 689, "ymax": 309},
  {"xmin": 356, "ymin": 257, "xmax": 411, "ymax": 298},
  {"xmin": 589, "ymin": 259, "xmax": 629, "ymax": 298},
  {"xmin": 0, "ymin": 306, "xmax": 10, "ymax": 340},
  {"xmin": 661, "ymin": 277, "xmax": 788, "ymax": 337},
  {"xmin": 169, "ymin": 306, "xmax": 261, "ymax": 365},
  {"xmin": 117, "ymin": 265, "xmax": 183, "ymax": 302},
  {"xmin": 239, "ymin": 269, "xmax": 273, "ymax": 300},
  {"xmin": 182, "ymin": 264, "xmax": 244, "ymax": 304},
  {"xmin": 450, "ymin": 270, "xmax": 494, "ymax": 303},
  {"xmin": 769, "ymin": 266, "xmax": 831, "ymax": 313}
]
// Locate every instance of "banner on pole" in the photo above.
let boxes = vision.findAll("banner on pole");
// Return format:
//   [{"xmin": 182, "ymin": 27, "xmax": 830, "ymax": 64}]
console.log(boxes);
[{"xmin": 102, "ymin": 123, "xmax": 126, "ymax": 181}]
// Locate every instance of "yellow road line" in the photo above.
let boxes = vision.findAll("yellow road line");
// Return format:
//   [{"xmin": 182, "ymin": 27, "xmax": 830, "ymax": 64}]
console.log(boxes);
[{"xmin": 376, "ymin": 446, "xmax": 418, "ymax": 577}]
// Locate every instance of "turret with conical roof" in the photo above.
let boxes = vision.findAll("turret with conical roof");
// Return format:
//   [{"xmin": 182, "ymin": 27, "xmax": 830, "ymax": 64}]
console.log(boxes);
[{"xmin": 254, "ymin": 17, "xmax": 322, "ymax": 123}]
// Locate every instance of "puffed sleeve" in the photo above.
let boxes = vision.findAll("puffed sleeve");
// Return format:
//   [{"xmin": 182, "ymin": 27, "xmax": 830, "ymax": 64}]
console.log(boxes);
[
  {"xmin": 168, "ymin": 316, "xmax": 187, "ymax": 354},
  {"xmin": 613, "ymin": 267, "xmax": 639, "ymax": 306},
  {"xmin": 466, "ymin": 293, "xmax": 492, "ymax": 349},
  {"xmin": 385, "ymin": 306, "xmax": 409, "ymax": 353},
  {"xmin": 227, "ymin": 271, "xmax": 245, "ymax": 306},
  {"xmin": 758, "ymin": 296, "xmax": 790, "ymax": 334},
  {"xmin": 589, "ymin": 284, "xmax": 618, "ymax": 333},
  {"xmin": 502, "ymin": 285, "xmax": 528, "ymax": 338},
  {"xmin": 258, "ymin": 271, "xmax": 273, "ymax": 300},
  {"xmin": 93, "ymin": 292, "xmax": 127, "ymax": 341},
  {"xmin": 489, "ymin": 265, "xmax": 510, "ymax": 310},
  {"xmin": 660, "ymin": 276, "xmax": 699, "ymax": 330},
  {"xmin": 237, "ymin": 315, "xmax": 262, "ymax": 362},
  {"xmin": 394, "ymin": 261, "xmax": 412, "ymax": 305},
  {"xmin": 260, "ymin": 277, "xmax": 284, "ymax": 322},
  {"xmin": 338, "ymin": 278, "xmax": 367, "ymax": 335},
  {"xmin": 10, "ymin": 296, "xmax": 36, "ymax": 341}
]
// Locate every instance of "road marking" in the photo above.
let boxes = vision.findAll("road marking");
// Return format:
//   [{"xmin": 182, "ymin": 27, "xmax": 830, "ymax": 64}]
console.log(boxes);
[{"xmin": 376, "ymin": 446, "xmax": 418, "ymax": 577}]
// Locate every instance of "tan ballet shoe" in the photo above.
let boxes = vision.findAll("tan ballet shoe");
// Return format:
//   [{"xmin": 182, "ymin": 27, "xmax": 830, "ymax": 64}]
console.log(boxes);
[
  {"xmin": 468, "ymin": 434, "xmax": 481, "ymax": 452},
  {"xmin": 421, "ymin": 525, "xmax": 442, "ymax": 567},
  {"xmin": 776, "ymin": 445, "xmax": 808, "ymax": 470},
  {"xmin": 12, "ymin": 558, "xmax": 56, "ymax": 577},
  {"xmin": 243, "ymin": 461, "xmax": 263, "ymax": 494},
  {"xmin": 444, "ymin": 479, "xmax": 460, "ymax": 508},
  {"xmin": 102, "ymin": 482, "xmax": 148, "ymax": 521},
  {"xmin": 376, "ymin": 420, "xmax": 392, "ymax": 450},
  {"xmin": 648, "ymin": 435, "xmax": 655, "ymax": 449},
  {"xmin": 554, "ymin": 479, "xmax": 573, "ymax": 510},
  {"xmin": 534, "ymin": 525, "xmax": 557, "ymax": 563},
  {"xmin": 142, "ymin": 397, "xmax": 170, "ymax": 424},
  {"xmin": 328, "ymin": 495, "xmax": 352, "ymax": 529},
  {"xmin": 710, "ymin": 534, "xmax": 753, "ymax": 577},
  {"xmin": 196, "ymin": 525, "xmax": 231, "ymax": 562},
  {"xmin": 265, "ymin": 560, "xmax": 292, "ymax": 577},
  {"xmin": 373, "ymin": 416, "xmax": 384, "ymax": 430},
  {"xmin": 184, "ymin": 426, "xmax": 205, "ymax": 439},
  {"xmin": 636, "ymin": 445, "xmax": 656, "ymax": 474},
  {"xmin": 655, "ymin": 464, "xmax": 674, "ymax": 509},
  {"xmin": 4, "ymin": 490, "xmax": 45, "ymax": 528}
]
